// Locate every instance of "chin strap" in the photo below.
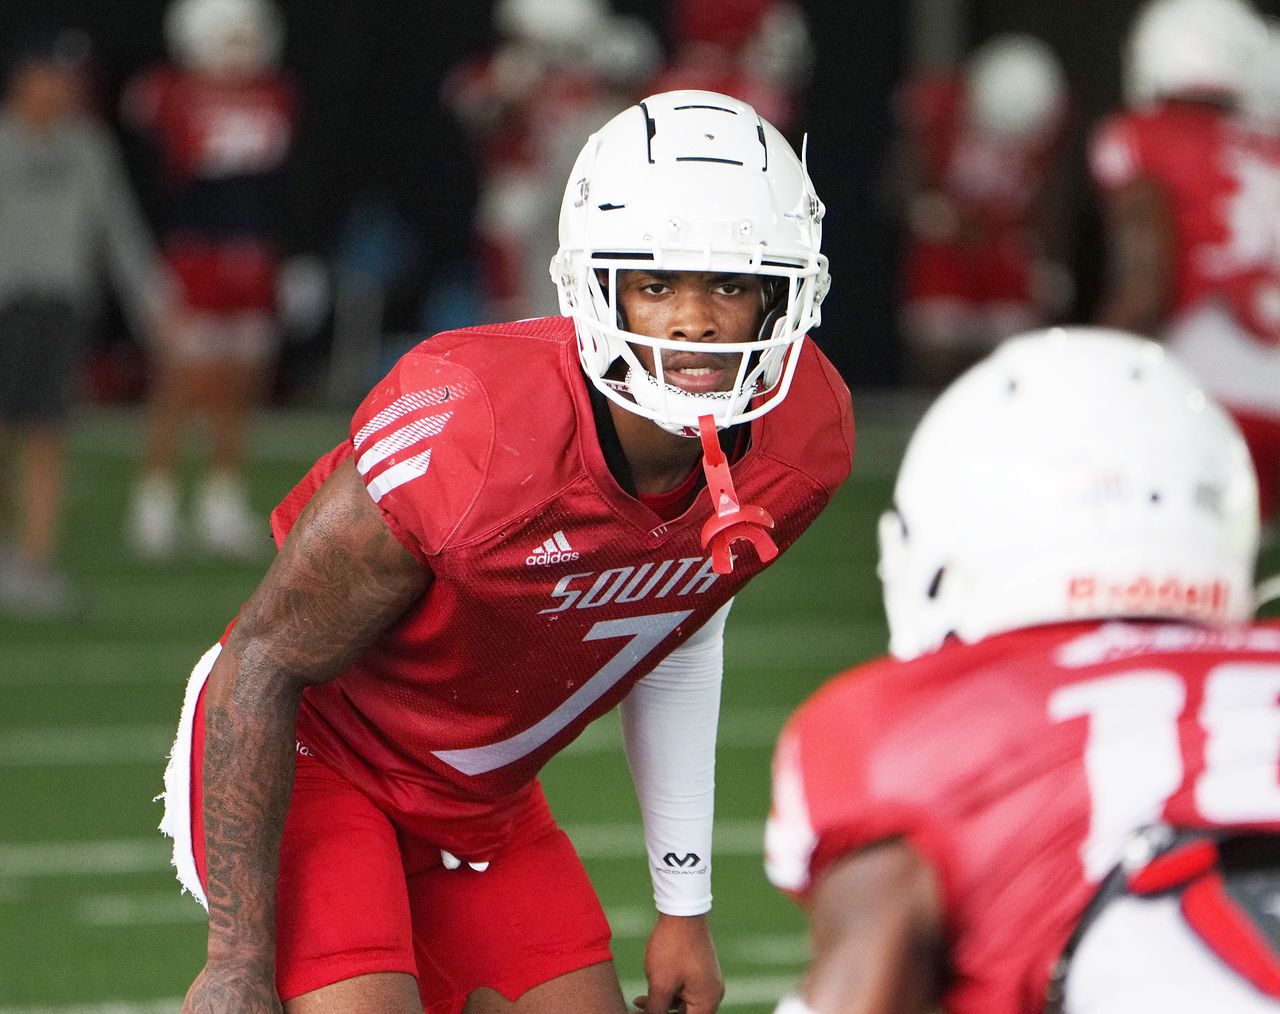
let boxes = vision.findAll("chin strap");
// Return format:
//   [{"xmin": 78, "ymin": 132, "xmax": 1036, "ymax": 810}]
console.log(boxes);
[{"xmin": 697, "ymin": 414, "xmax": 778, "ymax": 575}]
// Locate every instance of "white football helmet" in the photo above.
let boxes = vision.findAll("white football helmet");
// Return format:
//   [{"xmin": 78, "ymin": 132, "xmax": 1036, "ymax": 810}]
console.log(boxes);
[
  {"xmin": 879, "ymin": 328, "xmax": 1260, "ymax": 660},
  {"xmin": 165, "ymin": 0, "xmax": 283, "ymax": 76},
  {"xmin": 964, "ymin": 34, "xmax": 1066, "ymax": 138},
  {"xmin": 1124, "ymin": 0, "xmax": 1266, "ymax": 108},
  {"xmin": 1246, "ymin": 16, "xmax": 1280, "ymax": 131},
  {"xmin": 551, "ymin": 90, "xmax": 828, "ymax": 436},
  {"xmin": 494, "ymin": 0, "xmax": 606, "ymax": 51}
]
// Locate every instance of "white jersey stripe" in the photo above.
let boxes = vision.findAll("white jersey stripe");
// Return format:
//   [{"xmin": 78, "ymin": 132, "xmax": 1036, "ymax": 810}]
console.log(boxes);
[
  {"xmin": 355, "ymin": 411, "xmax": 453, "ymax": 476},
  {"xmin": 434, "ymin": 610, "xmax": 692, "ymax": 775},
  {"xmin": 352, "ymin": 386, "xmax": 452, "ymax": 449},
  {"xmin": 367, "ymin": 449, "xmax": 432, "ymax": 503}
]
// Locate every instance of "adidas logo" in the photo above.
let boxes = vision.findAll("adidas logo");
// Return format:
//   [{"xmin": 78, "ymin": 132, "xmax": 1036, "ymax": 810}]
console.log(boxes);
[{"xmin": 526, "ymin": 530, "xmax": 580, "ymax": 566}]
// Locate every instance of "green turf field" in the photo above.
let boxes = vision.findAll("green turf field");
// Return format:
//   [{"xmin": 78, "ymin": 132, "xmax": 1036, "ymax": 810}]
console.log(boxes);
[{"xmin": 2, "ymin": 399, "xmax": 1277, "ymax": 1012}]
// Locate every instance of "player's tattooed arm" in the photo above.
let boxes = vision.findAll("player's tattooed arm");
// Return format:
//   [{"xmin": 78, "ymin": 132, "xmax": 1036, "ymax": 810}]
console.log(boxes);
[
  {"xmin": 795, "ymin": 839, "xmax": 945, "ymax": 1014},
  {"xmin": 1096, "ymin": 175, "xmax": 1176, "ymax": 336},
  {"xmin": 183, "ymin": 458, "xmax": 430, "ymax": 1013}
]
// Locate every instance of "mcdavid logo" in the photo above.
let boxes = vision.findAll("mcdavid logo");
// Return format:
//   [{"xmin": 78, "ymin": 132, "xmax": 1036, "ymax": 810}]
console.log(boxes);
[
  {"xmin": 662, "ymin": 852, "xmax": 701, "ymax": 868},
  {"xmin": 526, "ymin": 530, "xmax": 580, "ymax": 566}
]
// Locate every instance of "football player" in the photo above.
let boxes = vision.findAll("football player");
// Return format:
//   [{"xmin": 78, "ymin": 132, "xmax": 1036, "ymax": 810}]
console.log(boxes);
[
  {"xmin": 121, "ymin": 0, "xmax": 295, "ymax": 559},
  {"xmin": 442, "ymin": 0, "xmax": 657, "ymax": 324},
  {"xmin": 165, "ymin": 90, "xmax": 853, "ymax": 1013},
  {"xmin": 1090, "ymin": 0, "xmax": 1280, "ymax": 527},
  {"xmin": 894, "ymin": 34, "xmax": 1072, "ymax": 388},
  {"xmin": 766, "ymin": 328, "xmax": 1280, "ymax": 1013}
]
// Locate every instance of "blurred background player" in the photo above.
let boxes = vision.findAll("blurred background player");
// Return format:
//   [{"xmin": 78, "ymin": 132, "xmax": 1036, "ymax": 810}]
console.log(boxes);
[
  {"xmin": 442, "ymin": 0, "xmax": 658, "ymax": 323},
  {"xmin": 649, "ymin": 0, "xmax": 814, "ymax": 140},
  {"xmin": 1090, "ymin": 0, "xmax": 1280, "ymax": 531},
  {"xmin": 893, "ymin": 33, "xmax": 1073, "ymax": 388},
  {"xmin": 765, "ymin": 328, "xmax": 1280, "ymax": 1014},
  {"xmin": 0, "ymin": 21, "xmax": 172, "ymax": 615},
  {"xmin": 122, "ymin": 0, "xmax": 295, "ymax": 560}
]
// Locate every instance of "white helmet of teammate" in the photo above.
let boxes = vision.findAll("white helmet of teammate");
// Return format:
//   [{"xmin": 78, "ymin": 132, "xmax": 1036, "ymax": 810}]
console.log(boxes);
[
  {"xmin": 494, "ymin": 0, "xmax": 607, "ymax": 51},
  {"xmin": 1246, "ymin": 16, "xmax": 1280, "ymax": 131},
  {"xmin": 165, "ymin": 0, "xmax": 283, "ymax": 76},
  {"xmin": 1124, "ymin": 0, "xmax": 1266, "ymax": 108},
  {"xmin": 551, "ymin": 90, "xmax": 829, "ymax": 436},
  {"xmin": 964, "ymin": 34, "xmax": 1066, "ymax": 138},
  {"xmin": 879, "ymin": 328, "xmax": 1260, "ymax": 660}
]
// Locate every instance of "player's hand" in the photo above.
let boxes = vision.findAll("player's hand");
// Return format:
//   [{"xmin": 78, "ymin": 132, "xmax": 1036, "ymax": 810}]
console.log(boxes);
[
  {"xmin": 182, "ymin": 962, "xmax": 283, "ymax": 1014},
  {"xmin": 633, "ymin": 913, "xmax": 724, "ymax": 1014}
]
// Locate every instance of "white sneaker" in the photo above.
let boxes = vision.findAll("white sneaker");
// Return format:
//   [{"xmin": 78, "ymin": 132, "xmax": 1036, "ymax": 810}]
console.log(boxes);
[
  {"xmin": 126, "ymin": 475, "xmax": 180, "ymax": 559},
  {"xmin": 194, "ymin": 472, "xmax": 270, "ymax": 560},
  {"xmin": 0, "ymin": 559, "xmax": 82, "ymax": 618}
]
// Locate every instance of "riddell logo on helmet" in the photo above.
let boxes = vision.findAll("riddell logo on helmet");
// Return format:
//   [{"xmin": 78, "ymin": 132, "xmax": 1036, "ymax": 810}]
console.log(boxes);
[{"xmin": 1066, "ymin": 574, "xmax": 1230, "ymax": 618}]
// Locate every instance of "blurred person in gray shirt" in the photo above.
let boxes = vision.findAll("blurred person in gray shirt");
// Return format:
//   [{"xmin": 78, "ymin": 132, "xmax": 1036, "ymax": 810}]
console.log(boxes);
[{"xmin": 0, "ymin": 21, "xmax": 173, "ymax": 616}]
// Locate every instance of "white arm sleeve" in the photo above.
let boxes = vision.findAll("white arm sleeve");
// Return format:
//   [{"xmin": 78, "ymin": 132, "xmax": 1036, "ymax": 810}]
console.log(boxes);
[{"xmin": 620, "ymin": 598, "xmax": 732, "ymax": 916}]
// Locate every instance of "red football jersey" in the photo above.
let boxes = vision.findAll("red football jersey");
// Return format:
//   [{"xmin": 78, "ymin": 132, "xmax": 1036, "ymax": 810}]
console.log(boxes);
[
  {"xmin": 273, "ymin": 316, "xmax": 854, "ymax": 858},
  {"xmin": 899, "ymin": 71, "xmax": 1064, "ymax": 239},
  {"xmin": 767, "ymin": 620, "xmax": 1280, "ymax": 1014},
  {"xmin": 123, "ymin": 66, "xmax": 294, "ymax": 183},
  {"xmin": 1090, "ymin": 102, "xmax": 1280, "ymax": 345}
]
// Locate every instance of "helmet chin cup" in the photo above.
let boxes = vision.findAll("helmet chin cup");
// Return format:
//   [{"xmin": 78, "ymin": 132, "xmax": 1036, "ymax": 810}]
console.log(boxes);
[{"xmin": 623, "ymin": 365, "xmax": 750, "ymax": 437}]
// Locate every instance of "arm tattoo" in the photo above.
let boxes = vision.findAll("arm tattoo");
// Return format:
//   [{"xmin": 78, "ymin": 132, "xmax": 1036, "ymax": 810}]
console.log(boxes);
[{"xmin": 197, "ymin": 459, "xmax": 429, "ymax": 978}]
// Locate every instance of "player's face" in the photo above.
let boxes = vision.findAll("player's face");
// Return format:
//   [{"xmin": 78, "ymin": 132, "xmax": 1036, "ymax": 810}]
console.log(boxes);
[{"xmin": 616, "ymin": 270, "xmax": 766, "ymax": 396}]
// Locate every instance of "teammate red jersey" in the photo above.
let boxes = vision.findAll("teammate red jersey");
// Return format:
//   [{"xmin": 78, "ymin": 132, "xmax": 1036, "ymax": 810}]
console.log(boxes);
[
  {"xmin": 769, "ymin": 620, "xmax": 1280, "ymax": 1013},
  {"xmin": 278, "ymin": 316, "xmax": 852, "ymax": 858},
  {"xmin": 1091, "ymin": 105, "xmax": 1280, "ymax": 345},
  {"xmin": 767, "ymin": 328, "xmax": 1275, "ymax": 1014}
]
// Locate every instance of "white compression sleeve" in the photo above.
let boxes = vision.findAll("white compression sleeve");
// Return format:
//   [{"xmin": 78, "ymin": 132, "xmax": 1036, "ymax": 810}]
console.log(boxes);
[{"xmin": 620, "ymin": 598, "xmax": 732, "ymax": 916}]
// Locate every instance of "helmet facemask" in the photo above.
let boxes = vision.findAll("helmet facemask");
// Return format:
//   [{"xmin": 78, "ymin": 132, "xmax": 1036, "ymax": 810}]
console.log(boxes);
[{"xmin": 566, "ymin": 262, "xmax": 821, "ymax": 437}]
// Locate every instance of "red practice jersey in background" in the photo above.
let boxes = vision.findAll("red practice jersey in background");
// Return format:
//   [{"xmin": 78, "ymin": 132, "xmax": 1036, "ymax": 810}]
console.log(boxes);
[
  {"xmin": 767, "ymin": 620, "xmax": 1280, "ymax": 1014},
  {"xmin": 272, "ymin": 316, "xmax": 854, "ymax": 861},
  {"xmin": 123, "ymin": 66, "xmax": 295, "ymax": 311},
  {"xmin": 1090, "ymin": 102, "xmax": 1280, "ymax": 347},
  {"xmin": 897, "ymin": 72, "xmax": 1065, "ymax": 308}
]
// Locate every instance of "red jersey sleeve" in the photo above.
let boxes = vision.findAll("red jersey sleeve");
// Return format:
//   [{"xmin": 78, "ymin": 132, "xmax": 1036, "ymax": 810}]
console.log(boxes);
[
  {"xmin": 765, "ymin": 661, "xmax": 941, "ymax": 902},
  {"xmin": 348, "ymin": 347, "xmax": 494, "ymax": 563}
]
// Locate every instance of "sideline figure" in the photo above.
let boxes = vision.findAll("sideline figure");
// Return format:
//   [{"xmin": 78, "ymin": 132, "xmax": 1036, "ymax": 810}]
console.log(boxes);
[
  {"xmin": 767, "ymin": 328, "xmax": 1280, "ymax": 1014},
  {"xmin": 164, "ymin": 90, "xmax": 853, "ymax": 1013},
  {"xmin": 0, "ymin": 22, "xmax": 172, "ymax": 615}
]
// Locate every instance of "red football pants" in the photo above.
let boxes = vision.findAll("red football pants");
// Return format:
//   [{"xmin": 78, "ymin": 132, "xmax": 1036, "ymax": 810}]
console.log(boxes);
[{"xmin": 189, "ymin": 687, "xmax": 615, "ymax": 1011}]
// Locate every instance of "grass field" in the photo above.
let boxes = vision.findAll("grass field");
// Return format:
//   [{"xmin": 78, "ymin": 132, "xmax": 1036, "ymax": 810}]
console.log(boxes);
[{"xmin": 2, "ymin": 396, "xmax": 1277, "ymax": 1012}]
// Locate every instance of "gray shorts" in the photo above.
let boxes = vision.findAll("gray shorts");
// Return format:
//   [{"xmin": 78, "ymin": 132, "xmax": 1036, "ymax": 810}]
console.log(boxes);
[{"xmin": 0, "ymin": 294, "xmax": 85, "ymax": 425}]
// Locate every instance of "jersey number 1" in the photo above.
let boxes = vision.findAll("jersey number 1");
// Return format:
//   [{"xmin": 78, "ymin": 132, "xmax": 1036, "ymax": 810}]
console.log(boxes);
[{"xmin": 1049, "ymin": 663, "xmax": 1280, "ymax": 879}]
